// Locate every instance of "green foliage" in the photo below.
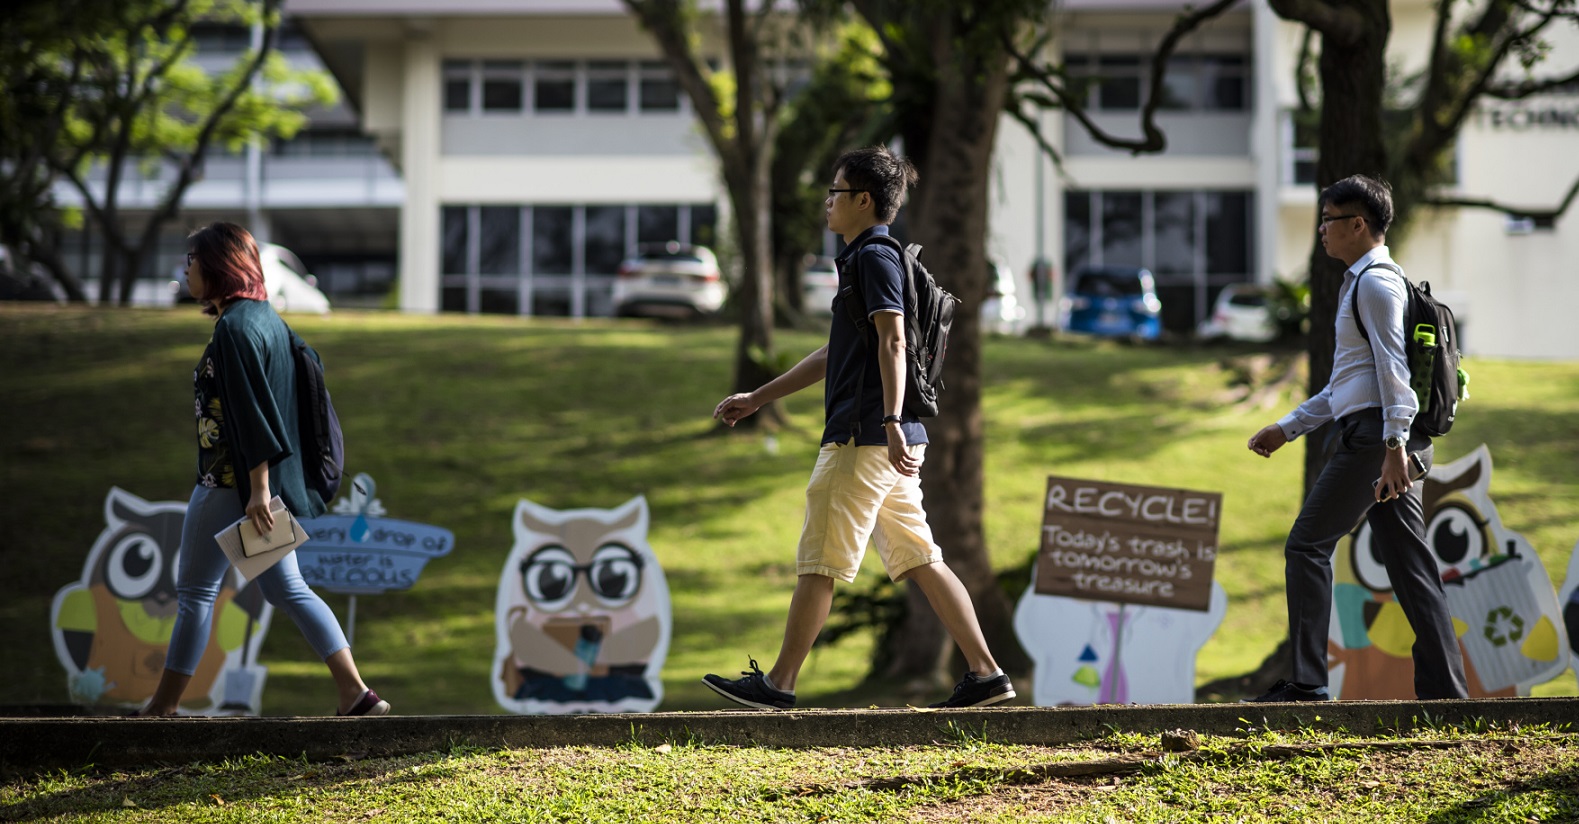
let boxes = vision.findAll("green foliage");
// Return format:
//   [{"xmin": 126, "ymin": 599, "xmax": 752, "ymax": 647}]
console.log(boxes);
[
  {"xmin": 1269, "ymin": 277, "xmax": 1312, "ymax": 340},
  {"xmin": 1, "ymin": 0, "xmax": 337, "ymax": 299}
]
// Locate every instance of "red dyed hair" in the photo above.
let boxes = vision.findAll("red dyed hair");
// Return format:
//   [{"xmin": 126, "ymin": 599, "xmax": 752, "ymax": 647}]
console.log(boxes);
[{"xmin": 187, "ymin": 222, "xmax": 268, "ymax": 315}]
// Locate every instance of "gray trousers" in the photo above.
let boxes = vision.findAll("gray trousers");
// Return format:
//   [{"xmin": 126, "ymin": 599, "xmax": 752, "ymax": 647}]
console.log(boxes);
[{"xmin": 1285, "ymin": 407, "xmax": 1469, "ymax": 699}]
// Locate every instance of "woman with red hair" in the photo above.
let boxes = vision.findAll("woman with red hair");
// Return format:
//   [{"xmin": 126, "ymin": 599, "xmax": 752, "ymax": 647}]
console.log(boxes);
[{"xmin": 138, "ymin": 222, "xmax": 389, "ymax": 717}]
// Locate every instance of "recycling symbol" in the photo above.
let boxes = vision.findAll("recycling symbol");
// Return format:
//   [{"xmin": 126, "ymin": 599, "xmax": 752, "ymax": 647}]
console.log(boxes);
[{"xmin": 1483, "ymin": 606, "xmax": 1525, "ymax": 647}]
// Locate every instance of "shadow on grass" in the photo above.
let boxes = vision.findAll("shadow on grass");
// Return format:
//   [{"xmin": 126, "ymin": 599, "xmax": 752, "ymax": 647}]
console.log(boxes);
[{"xmin": 1422, "ymin": 762, "xmax": 1579, "ymax": 823}]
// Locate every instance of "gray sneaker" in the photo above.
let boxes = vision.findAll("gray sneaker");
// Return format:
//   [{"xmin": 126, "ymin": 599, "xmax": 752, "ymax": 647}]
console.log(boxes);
[
  {"xmin": 702, "ymin": 658, "xmax": 795, "ymax": 710},
  {"xmin": 930, "ymin": 671, "xmax": 1016, "ymax": 708}
]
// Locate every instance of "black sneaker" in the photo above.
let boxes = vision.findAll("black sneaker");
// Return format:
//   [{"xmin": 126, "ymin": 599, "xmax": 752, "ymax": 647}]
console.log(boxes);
[
  {"xmin": 702, "ymin": 658, "xmax": 795, "ymax": 710},
  {"xmin": 930, "ymin": 671, "xmax": 1016, "ymax": 709},
  {"xmin": 1244, "ymin": 679, "xmax": 1331, "ymax": 703}
]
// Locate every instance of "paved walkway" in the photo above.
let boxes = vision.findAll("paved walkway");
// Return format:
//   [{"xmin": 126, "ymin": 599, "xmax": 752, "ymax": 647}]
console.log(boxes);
[{"xmin": 3, "ymin": 697, "xmax": 1574, "ymax": 772}]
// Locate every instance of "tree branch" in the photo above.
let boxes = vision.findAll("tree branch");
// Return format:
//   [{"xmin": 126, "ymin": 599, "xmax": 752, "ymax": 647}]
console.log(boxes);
[
  {"xmin": 1484, "ymin": 65, "xmax": 1579, "ymax": 98},
  {"xmin": 1436, "ymin": 0, "xmax": 1560, "ymax": 146},
  {"xmin": 1005, "ymin": 0, "xmax": 1241, "ymax": 156},
  {"xmin": 1423, "ymin": 174, "xmax": 1579, "ymax": 225},
  {"xmin": 1003, "ymin": 99, "xmax": 1064, "ymax": 171},
  {"xmin": 1295, "ymin": 26, "xmax": 1316, "ymax": 112}
]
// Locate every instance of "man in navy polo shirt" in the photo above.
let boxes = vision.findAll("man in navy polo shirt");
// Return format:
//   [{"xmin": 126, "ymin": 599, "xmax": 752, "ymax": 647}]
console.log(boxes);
[{"xmin": 702, "ymin": 145, "xmax": 1015, "ymax": 711}]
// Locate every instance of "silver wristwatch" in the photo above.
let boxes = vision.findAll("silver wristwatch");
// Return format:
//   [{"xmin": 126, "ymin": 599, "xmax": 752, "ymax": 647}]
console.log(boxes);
[{"xmin": 1384, "ymin": 435, "xmax": 1404, "ymax": 451}]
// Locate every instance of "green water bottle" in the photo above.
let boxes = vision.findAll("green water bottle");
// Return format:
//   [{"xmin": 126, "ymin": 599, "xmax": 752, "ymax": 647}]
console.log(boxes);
[{"xmin": 1411, "ymin": 324, "xmax": 1436, "ymax": 412}]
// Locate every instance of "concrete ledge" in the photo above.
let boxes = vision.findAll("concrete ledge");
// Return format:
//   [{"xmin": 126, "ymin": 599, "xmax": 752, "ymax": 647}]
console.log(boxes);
[{"xmin": 4, "ymin": 697, "xmax": 1575, "ymax": 772}]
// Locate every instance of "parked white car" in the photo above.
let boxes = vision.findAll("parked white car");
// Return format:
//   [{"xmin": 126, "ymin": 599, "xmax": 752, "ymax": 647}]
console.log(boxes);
[
  {"xmin": 802, "ymin": 255, "xmax": 839, "ymax": 316},
  {"xmin": 261, "ymin": 244, "xmax": 331, "ymax": 314},
  {"xmin": 1197, "ymin": 283, "xmax": 1277, "ymax": 343},
  {"xmin": 612, "ymin": 242, "xmax": 725, "ymax": 319},
  {"xmin": 982, "ymin": 258, "xmax": 1028, "ymax": 335}
]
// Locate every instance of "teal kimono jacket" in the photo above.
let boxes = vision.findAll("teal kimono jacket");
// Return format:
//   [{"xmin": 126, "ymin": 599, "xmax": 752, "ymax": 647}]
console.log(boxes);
[{"xmin": 195, "ymin": 299, "xmax": 326, "ymax": 519}]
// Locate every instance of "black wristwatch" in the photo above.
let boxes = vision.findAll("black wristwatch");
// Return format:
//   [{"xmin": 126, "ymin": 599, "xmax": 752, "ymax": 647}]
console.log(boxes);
[
  {"xmin": 882, "ymin": 415, "xmax": 904, "ymax": 426},
  {"xmin": 1384, "ymin": 435, "xmax": 1404, "ymax": 451}
]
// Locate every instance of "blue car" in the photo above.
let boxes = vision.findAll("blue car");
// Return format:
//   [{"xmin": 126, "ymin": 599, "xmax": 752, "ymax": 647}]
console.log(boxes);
[{"xmin": 1060, "ymin": 265, "xmax": 1163, "ymax": 340}]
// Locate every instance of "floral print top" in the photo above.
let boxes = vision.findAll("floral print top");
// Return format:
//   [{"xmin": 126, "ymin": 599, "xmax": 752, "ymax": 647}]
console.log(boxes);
[{"xmin": 194, "ymin": 340, "xmax": 236, "ymax": 489}]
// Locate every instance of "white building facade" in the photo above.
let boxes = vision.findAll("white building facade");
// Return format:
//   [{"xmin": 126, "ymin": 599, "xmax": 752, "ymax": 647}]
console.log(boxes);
[{"xmin": 292, "ymin": 0, "xmax": 1579, "ymax": 357}]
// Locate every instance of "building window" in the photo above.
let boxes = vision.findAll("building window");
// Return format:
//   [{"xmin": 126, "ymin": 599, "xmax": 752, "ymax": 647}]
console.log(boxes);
[
  {"xmin": 443, "ymin": 60, "xmax": 473, "ymax": 113},
  {"xmin": 479, "ymin": 207, "xmax": 521, "ymax": 275},
  {"xmin": 441, "ymin": 203, "xmax": 717, "ymax": 316},
  {"xmin": 637, "ymin": 205, "xmax": 680, "ymax": 245},
  {"xmin": 272, "ymin": 130, "xmax": 378, "ymax": 157},
  {"xmin": 1284, "ymin": 109, "xmax": 1318, "ymax": 185},
  {"xmin": 482, "ymin": 61, "xmax": 525, "ymax": 113},
  {"xmin": 531, "ymin": 206, "xmax": 575, "ymax": 274},
  {"xmin": 444, "ymin": 59, "xmax": 690, "ymax": 116},
  {"xmin": 1065, "ymin": 189, "xmax": 1254, "ymax": 333},
  {"xmin": 586, "ymin": 61, "xmax": 631, "ymax": 113},
  {"xmin": 534, "ymin": 61, "xmax": 577, "ymax": 113},
  {"xmin": 1066, "ymin": 53, "xmax": 1249, "ymax": 112},
  {"xmin": 639, "ymin": 61, "xmax": 681, "ymax": 111},
  {"xmin": 441, "ymin": 206, "xmax": 469, "ymax": 275},
  {"xmin": 1097, "ymin": 57, "xmax": 1143, "ymax": 111}
]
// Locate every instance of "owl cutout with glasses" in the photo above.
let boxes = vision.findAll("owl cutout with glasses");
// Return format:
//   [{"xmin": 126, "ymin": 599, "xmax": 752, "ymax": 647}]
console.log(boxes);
[
  {"xmin": 1328, "ymin": 444, "xmax": 1568, "ymax": 699},
  {"xmin": 493, "ymin": 495, "xmax": 671, "ymax": 714}
]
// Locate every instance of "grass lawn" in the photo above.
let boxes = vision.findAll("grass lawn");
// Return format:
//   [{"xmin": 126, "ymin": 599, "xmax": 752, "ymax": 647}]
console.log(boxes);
[
  {"xmin": 4, "ymin": 725, "xmax": 1576, "ymax": 822},
  {"xmin": 3, "ymin": 305, "xmax": 1578, "ymax": 716}
]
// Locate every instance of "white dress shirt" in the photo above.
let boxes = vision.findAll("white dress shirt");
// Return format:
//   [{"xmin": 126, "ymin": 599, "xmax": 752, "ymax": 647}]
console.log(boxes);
[{"xmin": 1278, "ymin": 245, "xmax": 1417, "ymax": 445}]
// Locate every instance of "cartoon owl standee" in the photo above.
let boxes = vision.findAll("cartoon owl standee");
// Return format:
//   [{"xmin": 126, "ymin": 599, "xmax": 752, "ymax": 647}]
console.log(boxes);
[
  {"xmin": 1328, "ymin": 445, "xmax": 1568, "ymax": 699},
  {"xmin": 50, "ymin": 487, "xmax": 273, "ymax": 714},
  {"xmin": 1014, "ymin": 566, "xmax": 1227, "ymax": 706},
  {"xmin": 1554, "ymin": 536, "xmax": 1579, "ymax": 666},
  {"xmin": 492, "ymin": 495, "xmax": 672, "ymax": 714}
]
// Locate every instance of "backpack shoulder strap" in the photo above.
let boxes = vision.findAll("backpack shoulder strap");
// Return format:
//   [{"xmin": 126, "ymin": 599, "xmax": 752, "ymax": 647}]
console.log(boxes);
[
  {"xmin": 1350, "ymin": 261, "xmax": 1405, "ymax": 342},
  {"xmin": 842, "ymin": 233, "xmax": 911, "ymax": 331}
]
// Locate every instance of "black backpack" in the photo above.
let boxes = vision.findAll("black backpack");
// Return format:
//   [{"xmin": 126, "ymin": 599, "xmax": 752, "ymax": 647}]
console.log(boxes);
[
  {"xmin": 1352, "ymin": 262, "xmax": 1467, "ymax": 437},
  {"xmin": 284, "ymin": 324, "xmax": 346, "ymax": 503},
  {"xmin": 840, "ymin": 235, "xmax": 960, "ymax": 418}
]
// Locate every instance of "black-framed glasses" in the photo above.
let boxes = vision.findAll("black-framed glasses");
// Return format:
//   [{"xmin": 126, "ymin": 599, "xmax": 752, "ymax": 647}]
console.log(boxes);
[
  {"xmin": 185, "ymin": 252, "xmax": 196, "ymax": 267},
  {"xmin": 1319, "ymin": 213, "xmax": 1365, "ymax": 225},
  {"xmin": 518, "ymin": 543, "xmax": 644, "ymax": 609},
  {"xmin": 827, "ymin": 188, "xmax": 865, "ymax": 196}
]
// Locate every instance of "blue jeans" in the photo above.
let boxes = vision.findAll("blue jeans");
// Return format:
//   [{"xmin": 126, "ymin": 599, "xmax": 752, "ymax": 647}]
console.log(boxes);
[{"xmin": 165, "ymin": 484, "xmax": 349, "ymax": 675}]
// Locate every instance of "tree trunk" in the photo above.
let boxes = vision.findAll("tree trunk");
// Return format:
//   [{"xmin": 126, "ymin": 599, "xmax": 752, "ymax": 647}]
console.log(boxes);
[
  {"xmin": 30, "ymin": 239, "xmax": 88, "ymax": 302},
  {"xmin": 723, "ymin": 143, "xmax": 784, "ymax": 429},
  {"xmin": 881, "ymin": 41, "xmax": 1027, "ymax": 682},
  {"xmin": 1301, "ymin": 2, "xmax": 1391, "ymax": 496}
]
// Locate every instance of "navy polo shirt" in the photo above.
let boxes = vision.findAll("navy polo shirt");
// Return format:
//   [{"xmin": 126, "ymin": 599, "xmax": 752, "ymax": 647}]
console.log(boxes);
[{"xmin": 822, "ymin": 225, "xmax": 928, "ymax": 447}]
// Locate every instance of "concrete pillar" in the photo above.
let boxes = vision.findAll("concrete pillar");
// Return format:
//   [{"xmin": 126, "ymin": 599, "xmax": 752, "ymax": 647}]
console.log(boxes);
[
  {"xmin": 1251, "ymin": 0, "xmax": 1282, "ymax": 285},
  {"xmin": 400, "ymin": 30, "xmax": 441, "ymax": 313}
]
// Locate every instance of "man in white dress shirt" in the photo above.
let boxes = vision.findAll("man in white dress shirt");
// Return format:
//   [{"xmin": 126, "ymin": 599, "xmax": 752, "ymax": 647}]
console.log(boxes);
[{"xmin": 1246, "ymin": 174, "xmax": 1468, "ymax": 702}]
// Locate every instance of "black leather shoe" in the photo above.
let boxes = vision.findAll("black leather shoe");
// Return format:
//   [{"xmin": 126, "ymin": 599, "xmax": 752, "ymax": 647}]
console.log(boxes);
[{"xmin": 1245, "ymin": 679, "xmax": 1331, "ymax": 703}]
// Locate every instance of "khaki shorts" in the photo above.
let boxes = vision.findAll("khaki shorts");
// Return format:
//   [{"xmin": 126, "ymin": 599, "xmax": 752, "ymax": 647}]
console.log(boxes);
[{"xmin": 796, "ymin": 442, "xmax": 943, "ymax": 583}]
